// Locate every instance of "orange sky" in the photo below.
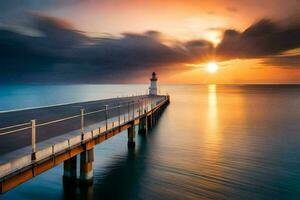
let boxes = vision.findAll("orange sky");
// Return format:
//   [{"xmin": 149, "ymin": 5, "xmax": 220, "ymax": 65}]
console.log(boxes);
[
  {"xmin": 162, "ymin": 59, "xmax": 300, "ymax": 84},
  {"xmin": 53, "ymin": 0, "xmax": 299, "ymax": 39},
  {"xmin": 1, "ymin": 0, "xmax": 299, "ymax": 84},
  {"xmin": 45, "ymin": 0, "xmax": 300, "ymax": 84}
]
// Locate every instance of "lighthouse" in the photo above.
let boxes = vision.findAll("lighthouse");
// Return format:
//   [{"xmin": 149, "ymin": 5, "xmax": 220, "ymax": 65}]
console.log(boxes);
[{"xmin": 149, "ymin": 72, "xmax": 158, "ymax": 95}]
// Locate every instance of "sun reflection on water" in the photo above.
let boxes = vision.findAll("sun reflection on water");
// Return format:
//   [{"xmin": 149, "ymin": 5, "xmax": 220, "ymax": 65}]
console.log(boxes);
[
  {"xmin": 201, "ymin": 84, "xmax": 224, "ymax": 187},
  {"xmin": 208, "ymin": 84, "xmax": 218, "ymax": 133}
]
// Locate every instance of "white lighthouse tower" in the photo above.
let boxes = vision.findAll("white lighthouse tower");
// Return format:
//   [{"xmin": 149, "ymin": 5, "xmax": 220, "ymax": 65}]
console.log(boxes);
[{"xmin": 149, "ymin": 72, "xmax": 158, "ymax": 95}]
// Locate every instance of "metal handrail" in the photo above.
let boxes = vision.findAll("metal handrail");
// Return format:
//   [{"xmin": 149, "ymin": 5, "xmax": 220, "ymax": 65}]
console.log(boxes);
[
  {"xmin": 0, "ymin": 126, "xmax": 32, "ymax": 136},
  {"xmin": 0, "ymin": 122, "xmax": 31, "ymax": 131},
  {"xmin": 0, "ymin": 94, "xmax": 169, "ymax": 172},
  {"xmin": 83, "ymin": 100, "xmax": 137, "ymax": 116},
  {"xmin": 36, "ymin": 114, "xmax": 81, "ymax": 127},
  {"xmin": 83, "ymin": 108, "xmax": 106, "ymax": 116},
  {"xmin": 0, "ymin": 97, "xmax": 162, "ymax": 136},
  {"xmin": 0, "ymin": 97, "xmax": 168, "ymax": 137}
]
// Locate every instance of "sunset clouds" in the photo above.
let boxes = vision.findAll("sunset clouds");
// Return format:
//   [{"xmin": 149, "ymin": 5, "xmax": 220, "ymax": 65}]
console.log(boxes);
[
  {"xmin": 216, "ymin": 19, "xmax": 300, "ymax": 59},
  {"xmin": 0, "ymin": 14, "xmax": 212, "ymax": 83},
  {"xmin": 0, "ymin": 0, "xmax": 300, "ymax": 83}
]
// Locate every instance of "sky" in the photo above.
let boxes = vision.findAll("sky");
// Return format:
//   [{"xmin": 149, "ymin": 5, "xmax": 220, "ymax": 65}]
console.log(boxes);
[{"xmin": 0, "ymin": 0, "xmax": 300, "ymax": 84}]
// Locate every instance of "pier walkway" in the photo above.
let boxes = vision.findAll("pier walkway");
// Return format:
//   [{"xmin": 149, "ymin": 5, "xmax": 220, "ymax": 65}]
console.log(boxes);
[{"xmin": 0, "ymin": 94, "xmax": 170, "ymax": 193}]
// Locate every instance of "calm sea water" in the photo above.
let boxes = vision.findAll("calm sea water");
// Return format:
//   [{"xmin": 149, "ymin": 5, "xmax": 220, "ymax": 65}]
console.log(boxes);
[{"xmin": 1, "ymin": 84, "xmax": 300, "ymax": 199}]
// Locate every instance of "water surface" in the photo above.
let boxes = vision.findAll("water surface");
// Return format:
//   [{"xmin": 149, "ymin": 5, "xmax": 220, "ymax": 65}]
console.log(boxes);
[{"xmin": 1, "ymin": 84, "xmax": 300, "ymax": 199}]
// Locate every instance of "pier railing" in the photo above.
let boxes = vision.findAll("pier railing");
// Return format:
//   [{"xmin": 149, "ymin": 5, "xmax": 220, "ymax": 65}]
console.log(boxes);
[
  {"xmin": 0, "ymin": 96, "xmax": 168, "ymax": 164},
  {"xmin": 0, "ymin": 94, "xmax": 169, "ymax": 194}
]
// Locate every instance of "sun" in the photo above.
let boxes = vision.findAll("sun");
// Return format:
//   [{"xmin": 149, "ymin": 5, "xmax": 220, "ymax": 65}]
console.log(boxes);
[{"xmin": 207, "ymin": 62, "xmax": 218, "ymax": 73}]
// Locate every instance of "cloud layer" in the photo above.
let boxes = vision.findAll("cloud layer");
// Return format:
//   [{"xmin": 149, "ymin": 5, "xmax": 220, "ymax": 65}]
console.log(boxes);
[
  {"xmin": 216, "ymin": 19, "xmax": 300, "ymax": 59},
  {"xmin": 0, "ymin": 14, "xmax": 214, "ymax": 83},
  {"xmin": 0, "ymin": 14, "xmax": 300, "ymax": 83}
]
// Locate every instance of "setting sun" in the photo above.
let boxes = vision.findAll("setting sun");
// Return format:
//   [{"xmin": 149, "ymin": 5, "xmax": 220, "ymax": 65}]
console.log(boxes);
[{"xmin": 207, "ymin": 62, "xmax": 218, "ymax": 73}]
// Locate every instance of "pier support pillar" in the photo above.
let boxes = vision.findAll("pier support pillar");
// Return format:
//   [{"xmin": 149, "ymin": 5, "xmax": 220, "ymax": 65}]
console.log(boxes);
[
  {"xmin": 156, "ymin": 111, "xmax": 160, "ymax": 122},
  {"xmin": 63, "ymin": 156, "xmax": 77, "ymax": 185},
  {"xmin": 147, "ymin": 114, "xmax": 153, "ymax": 130},
  {"xmin": 80, "ymin": 148, "xmax": 94, "ymax": 185},
  {"xmin": 138, "ymin": 117, "xmax": 148, "ymax": 135},
  {"xmin": 128, "ymin": 124, "xmax": 136, "ymax": 148}
]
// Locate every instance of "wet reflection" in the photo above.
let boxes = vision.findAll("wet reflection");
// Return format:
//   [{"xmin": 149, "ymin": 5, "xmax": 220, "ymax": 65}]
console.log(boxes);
[
  {"xmin": 63, "ymin": 181, "xmax": 76, "ymax": 199},
  {"xmin": 202, "ymin": 84, "xmax": 224, "ymax": 183},
  {"xmin": 91, "ymin": 135, "xmax": 148, "ymax": 200},
  {"xmin": 79, "ymin": 185, "xmax": 93, "ymax": 200},
  {"xmin": 63, "ymin": 181, "xmax": 93, "ymax": 200},
  {"xmin": 207, "ymin": 84, "xmax": 218, "ymax": 133}
]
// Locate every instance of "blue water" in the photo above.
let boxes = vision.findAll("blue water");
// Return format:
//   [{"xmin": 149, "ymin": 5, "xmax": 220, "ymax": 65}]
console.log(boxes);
[
  {"xmin": 0, "ymin": 84, "xmax": 151, "ymax": 111},
  {"xmin": 1, "ymin": 84, "xmax": 300, "ymax": 199}
]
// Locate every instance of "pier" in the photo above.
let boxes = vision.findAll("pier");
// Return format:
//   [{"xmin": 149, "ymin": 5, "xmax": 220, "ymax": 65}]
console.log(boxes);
[{"xmin": 0, "ymin": 73, "xmax": 169, "ymax": 193}]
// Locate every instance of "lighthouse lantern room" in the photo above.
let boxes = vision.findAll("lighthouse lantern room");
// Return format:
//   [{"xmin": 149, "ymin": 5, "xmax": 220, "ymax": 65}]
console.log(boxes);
[{"xmin": 149, "ymin": 72, "xmax": 158, "ymax": 95}]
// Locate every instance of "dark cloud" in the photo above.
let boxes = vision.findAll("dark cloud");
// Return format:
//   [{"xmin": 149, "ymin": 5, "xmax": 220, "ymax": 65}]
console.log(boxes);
[
  {"xmin": 262, "ymin": 55, "xmax": 300, "ymax": 68},
  {"xmin": 0, "ymin": 14, "xmax": 212, "ymax": 83},
  {"xmin": 1, "ymin": 13, "xmax": 300, "ymax": 83},
  {"xmin": 184, "ymin": 40, "xmax": 214, "ymax": 57},
  {"xmin": 216, "ymin": 19, "xmax": 300, "ymax": 59},
  {"xmin": 30, "ymin": 13, "xmax": 89, "ymax": 47},
  {"xmin": 78, "ymin": 32, "xmax": 191, "ymax": 70},
  {"xmin": 185, "ymin": 40, "xmax": 211, "ymax": 47}
]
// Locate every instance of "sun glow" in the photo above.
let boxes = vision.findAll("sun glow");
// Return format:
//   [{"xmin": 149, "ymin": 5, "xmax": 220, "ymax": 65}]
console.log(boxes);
[
  {"xmin": 207, "ymin": 31, "xmax": 221, "ymax": 46},
  {"xmin": 207, "ymin": 62, "xmax": 218, "ymax": 73}
]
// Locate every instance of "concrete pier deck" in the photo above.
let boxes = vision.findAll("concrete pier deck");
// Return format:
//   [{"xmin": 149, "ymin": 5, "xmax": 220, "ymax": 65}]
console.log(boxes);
[
  {"xmin": 0, "ymin": 95, "xmax": 161, "ymax": 155},
  {"xmin": 0, "ymin": 94, "xmax": 170, "ymax": 193}
]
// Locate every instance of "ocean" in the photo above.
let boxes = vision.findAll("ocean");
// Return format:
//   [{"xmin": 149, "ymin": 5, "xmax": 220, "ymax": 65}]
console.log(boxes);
[{"xmin": 1, "ymin": 84, "xmax": 300, "ymax": 199}]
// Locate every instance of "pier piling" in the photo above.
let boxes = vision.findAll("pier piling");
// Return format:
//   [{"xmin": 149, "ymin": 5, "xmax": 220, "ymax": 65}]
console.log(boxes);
[
  {"xmin": 138, "ymin": 117, "xmax": 148, "ymax": 136},
  {"xmin": 80, "ymin": 148, "xmax": 94, "ymax": 185},
  {"xmin": 63, "ymin": 156, "xmax": 77, "ymax": 184},
  {"xmin": 128, "ymin": 123, "xmax": 136, "ymax": 148}
]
